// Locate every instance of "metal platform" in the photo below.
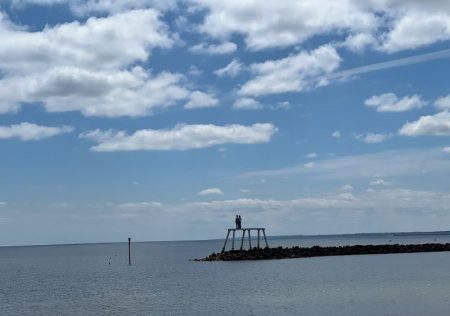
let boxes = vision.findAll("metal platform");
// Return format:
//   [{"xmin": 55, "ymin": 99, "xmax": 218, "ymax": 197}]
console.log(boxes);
[{"xmin": 221, "ymin": 228, "xmax": 269, "ymax": 252}]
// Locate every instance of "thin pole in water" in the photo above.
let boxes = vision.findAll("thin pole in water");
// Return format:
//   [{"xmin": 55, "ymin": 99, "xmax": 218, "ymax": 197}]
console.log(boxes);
[{"xmin": 128, "ymin": 237, "xmax": 131, "ymax": 265}]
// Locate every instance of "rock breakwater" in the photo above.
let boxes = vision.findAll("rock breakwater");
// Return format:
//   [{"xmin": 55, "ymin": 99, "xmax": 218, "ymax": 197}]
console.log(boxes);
[{"xmin": 195, "ymin": 243, "xmax": 450, "ymax": 261}]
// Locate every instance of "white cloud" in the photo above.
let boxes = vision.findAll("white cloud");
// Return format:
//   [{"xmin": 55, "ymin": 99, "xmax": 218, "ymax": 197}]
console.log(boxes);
[
  {"xmin": 370, "ymin": 178, "xmax": 389, "ymax": 186},
  {"xmin": 306, "ymin": 153, "xmax": 317, "ymax": 158},
  {"xmin": 0, "ymin": 202, "xmax": 6, "ymax": 207},
  {"xmin": 80, "ymin": 123, "xmax": 277, "ymax": 152},
  {"xmin": 188, "ymin": 65, "xmax": 203, "ymax": 76},
  {"xmin": 196, "ymin": 1, "xmax": 450, "ymax": 54},
  {"xmin": 214, "ymin": 59, "xmax": 243, "ymax": 77},
  {"xmin": 0, "ymin": 67, "xmax": 203, "ymax": 117},
  {"xmin": 342, "ymin": 33, "xmax": 376, "ymax": 52},
  {"xmin": 399, "ymin": 111, "xmax": 450, "ymax": 136},
  {"xmin": 338, "ymin": 192, "xmax": 357, "ymax": 201},
  {"xmin": 239, "ymin": 45, "xmax": 341, "ymax": 97},
  {"xmin": 381, "ymin": 11, "xmax": 450, "ymax": 53},
  {"xmin": 364, "ymin": 93, "xmax": 427, "ymax": 112},
  {"xmin": 0, "ymin": 10, "xmax": 216, "ymax": 117},
  {"xmin": 197, "ymin": 188, "xmax": 224, "ymax": 196},
  {"xmin": 304, "ymin": 162, "xmax": 315, "ymax": 168},
  {"xmin": 444, "ymin": 147, "xmax": 450, "ymax": 154},
  {"xmin": 0, "ymin": 122, "xmax": 73, "ymax": 141},
  {"xmin": 0, "ymin": 10, "xmax": 172, "ymax": 73},
  {"xmin": 232, "ymin": 98, "xmax": 262, "ymax": 110},
  {"xmin": 190, "ymin": 41, "xmax": 237, "ymax": 55},
  {"xmin": 356, "ymin": 132, "xmax": 391, "ymax": 144},
  {"xmin": 338, "ymin": 184, "xmax": 353, "ymax": 191},
  {"xmin": 12, "ymin": 1, "xmax": 450, "ymax": 55},
  {"xmin": 196, "ymin": 0, "xmax": 377, "ymax": 50},
  {"xmin": 435, "ymin": 95, "xmax": 450, "ymax": 110},
  {"xmin": 71, "ymin": 0, "xmax": 178, "ymax": 15},
  {"xmin": 184, "ymin": 91, "xmax": 219, "ymax": 109},
  {"xmin": 332, "ymin": 131, "xmax": 341, "ymax": 138}
]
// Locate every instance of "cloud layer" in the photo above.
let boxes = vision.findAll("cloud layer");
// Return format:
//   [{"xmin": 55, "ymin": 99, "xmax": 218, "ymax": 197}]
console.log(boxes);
[
  {"xmin": 80, "ymin": 123, "xmax": 277, "ymax": 151},
  {"xmin": 0, "ymin": 122, "xmax": 73, "ymax": 140}
]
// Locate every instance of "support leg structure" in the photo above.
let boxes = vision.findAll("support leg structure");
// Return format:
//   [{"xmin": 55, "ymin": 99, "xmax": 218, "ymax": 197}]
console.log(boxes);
[
  {"xmin": 262, "ymin": 229, "xmax": 269, "ymax": 248},
  {"xmin": 222, "ymin": 230, "xmax": 230, "ymax": 253},
  {"xmin": 240, "ymin": 229, "xmax": 246, "ymax": 250}
]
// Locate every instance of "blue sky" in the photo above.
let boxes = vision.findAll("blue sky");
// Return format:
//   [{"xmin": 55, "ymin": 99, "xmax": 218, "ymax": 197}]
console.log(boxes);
[{"xmin": 1, "ymin": 0, "xmax": 450, "ymax": 246}]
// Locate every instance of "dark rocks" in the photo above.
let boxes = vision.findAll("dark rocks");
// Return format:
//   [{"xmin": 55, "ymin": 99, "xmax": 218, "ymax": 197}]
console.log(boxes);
[{"xmin": 196, "ymin": 243, "xmax": 450, "ymax": 261}]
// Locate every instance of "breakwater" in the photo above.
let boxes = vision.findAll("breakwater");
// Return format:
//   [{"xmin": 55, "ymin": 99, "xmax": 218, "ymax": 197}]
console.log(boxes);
[{"xmin": 196, "ymin": 243, "xmax": 450, "ymax": 261}]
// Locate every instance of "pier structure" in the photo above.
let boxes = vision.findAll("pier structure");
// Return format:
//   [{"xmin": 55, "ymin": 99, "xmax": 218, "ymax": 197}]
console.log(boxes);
[{"xmin": 221, "ymin": 228, "xmax": 268, "ymax": 253}]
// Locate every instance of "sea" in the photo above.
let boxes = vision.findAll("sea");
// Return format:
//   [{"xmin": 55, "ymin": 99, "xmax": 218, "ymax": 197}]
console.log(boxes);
[{"xmin": 2, "ymin": 233, "xmax": 450, "ymax": 315}]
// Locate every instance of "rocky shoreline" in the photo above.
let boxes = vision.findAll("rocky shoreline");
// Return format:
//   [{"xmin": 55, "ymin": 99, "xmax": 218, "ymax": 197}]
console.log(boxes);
[{"xmin": 195, "ymin": 243, "xmax": 450, "ymax": 261}]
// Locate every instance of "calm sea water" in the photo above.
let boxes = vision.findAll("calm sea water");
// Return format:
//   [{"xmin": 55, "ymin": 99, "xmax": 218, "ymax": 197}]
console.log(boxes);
[{"xmin": 2, "ymin": 234, "xmax": 450, "ymax": 315}]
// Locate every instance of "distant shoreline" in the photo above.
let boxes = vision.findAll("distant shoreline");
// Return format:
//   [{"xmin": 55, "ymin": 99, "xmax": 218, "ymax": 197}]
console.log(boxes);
[{"xmin": 2, "ymin": 230, "xmax": 450, "ymax": 248}]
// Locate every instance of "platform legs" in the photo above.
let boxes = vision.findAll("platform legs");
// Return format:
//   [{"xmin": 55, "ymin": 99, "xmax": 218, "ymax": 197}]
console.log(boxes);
[{"xmin": 222, "ymin": 230, "xmax": 230, "ymax": 253}]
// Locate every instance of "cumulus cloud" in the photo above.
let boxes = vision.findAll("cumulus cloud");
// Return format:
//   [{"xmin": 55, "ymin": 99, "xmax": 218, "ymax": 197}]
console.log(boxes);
[
  {"xmin": 11, "ymin": 1, "xmax": 450, "ymax": 55},
  {"xmin": 232, "ymin": 98, "xmax": 262, "ymax": 110},
  {"xmin": 0, "ymin": 67, "xmax": 199, "ymax": 116},
  {"xmin": 214, "ymin": 59, "xmax": 243, "ymax": 77},
  {"xmin": 364, "ymin": 93, "xmax": 427, "ymax": 112},
  {"xmin": 195, "ymin": 0, "xmax": 450, "ymax": 54},
  {"xmin": 196, "ymin": 0, "xmax": 377, "ymax": 50},
  {"xmin": 0, "ymin": 10, "xmax": 172, "ymax": 73},
  {"xmin": 0, "ymin": 122, "xmax": 73, "ymax": 141},
  {"xmin": 184, "ymin": 91, "xmax": 219, "ymax": 109},
  {"xmin": 239, "ymin": 45, "xmax": 341, "ymax": 97},
  {"xmin": 80, "ymin": 123, "xmax": 277, "ymax": 152},
  {"xmin": 435, "ymin": 95, "xmax": 450, "ymax": 110},
  {"xmin": 380, "ymin": 11, "xmax": 450, "ymax": 53},
  {"xmin": 342, "ymin": 33, "xmax": 376, "ymax": 52},
  {"xmin": 0, "ymin": 10, "xmax": 214, "ymax": 117},
  {"xmin": 399, "ymin": 111, "xmax": 450, "ymax": 136},
  {"xmin": 197, "ymin": 188, "xmax": 224, "ymax": 196},
  {"xmin": 190, "ymin": 41, "xmax": 237, "ymax": 55},
  {"xmin": 306, "ymin": 153, "xmax": 317, "ymax": 158},
  {"xmin": 444, "ymin": 147, "xmax": 450, "ymax": 154}
]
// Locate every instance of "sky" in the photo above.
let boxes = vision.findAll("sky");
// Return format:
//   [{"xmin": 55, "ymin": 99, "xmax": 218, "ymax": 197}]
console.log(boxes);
[{"xmin": 1, "ymin": 0, "xmax": 450, "ymax": 246}]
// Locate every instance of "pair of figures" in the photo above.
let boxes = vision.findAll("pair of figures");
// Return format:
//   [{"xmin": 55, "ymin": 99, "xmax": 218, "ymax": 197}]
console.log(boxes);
[{"xmin": 235, "ymin": 215, "xmax": 242, "ymax": 229}]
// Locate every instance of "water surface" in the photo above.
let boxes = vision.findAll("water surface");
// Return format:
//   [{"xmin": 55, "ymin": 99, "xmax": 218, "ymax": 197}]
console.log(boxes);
[{"xmin": 2, "ymin": 234, "xmax": 450, "ymax": 315}]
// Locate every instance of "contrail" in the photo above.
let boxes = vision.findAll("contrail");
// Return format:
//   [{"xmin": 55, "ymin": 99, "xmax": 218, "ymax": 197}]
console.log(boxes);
[{"xmin": 328, "ymin": 48, "xmax": 450, "ymax": 79}]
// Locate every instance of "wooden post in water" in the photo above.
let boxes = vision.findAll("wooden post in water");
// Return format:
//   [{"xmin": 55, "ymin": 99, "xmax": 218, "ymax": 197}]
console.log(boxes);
[
  {"xmin": 231, "ymin": 230, "xmax": 235, "ymax": 250},
  {"xmin": 128, "ymin": 237, "xmax": 131, "ymax": 265},
  {"xmin": 240, "ymin": 229, "xmax": 246, "ymax": 250},
  {"xmin": 222, "ymin": 230, "xmax": 230, "ymax": 253},
  {"xmin": 262, "ymin": 229, "xmax": 269, "ymax": 248},
  {"xmin": 257, "ymin": 229, "xmax": 260, "ymax": 249}
]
